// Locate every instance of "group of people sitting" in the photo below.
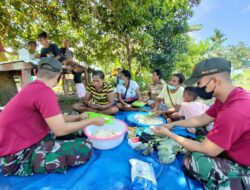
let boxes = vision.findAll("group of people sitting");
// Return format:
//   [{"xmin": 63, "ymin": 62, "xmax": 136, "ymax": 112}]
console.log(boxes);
[
  {"xmin": 72, "ymin": 69, "xmax": 143, "ymax": 115},
  {"xmin": 3, "ymin": 31, "xmax": 208, "ymax": 125},
  {"xmin": 1, "ymin": 42, "xmax": 250, "ymax": 189},
  {"xmin": 17, "ymin": 32, "xmax": 87, "ymax": 98},
  {"xmin": 71, "ymin": 67, "xmax": 208, "ymax": 135}
]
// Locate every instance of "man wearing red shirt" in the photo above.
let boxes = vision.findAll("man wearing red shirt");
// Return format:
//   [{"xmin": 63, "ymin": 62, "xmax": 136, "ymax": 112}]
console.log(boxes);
[
  {"xmin": 0, "ymin": 57, "xmax": 105, "ymax": 176},
  {"xmin": 152, "ymin": 58, "xmax": 250, "ymax": 189}
]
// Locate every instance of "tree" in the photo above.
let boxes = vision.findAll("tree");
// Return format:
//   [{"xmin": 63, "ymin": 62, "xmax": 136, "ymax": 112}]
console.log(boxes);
[
  {"xmin": 210, "ymin": 28, "xmax": 227, "ymax": 45},
  {"xmin": 209, "ymin": 28, "xmax": 227, "ymax": 54},
  {"xmin": 175, "ymin": 37, "xmax": 211, "ymax": 76},
  {"xmin": 0, "ymin": 0, "xmax": 200, "ymax": 81},
  {"xmin": 175, "ymin": 29, "xmax": 250, "ymax": 77}
]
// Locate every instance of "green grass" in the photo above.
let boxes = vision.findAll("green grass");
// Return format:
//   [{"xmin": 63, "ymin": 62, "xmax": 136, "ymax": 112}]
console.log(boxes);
[
  {"xmin": 233, "ymin": 68, "xmax": 250, "ymax": 90},
  {"xmin": 58, "ymin": 94, "xmax": 79, "ymax": 105}
]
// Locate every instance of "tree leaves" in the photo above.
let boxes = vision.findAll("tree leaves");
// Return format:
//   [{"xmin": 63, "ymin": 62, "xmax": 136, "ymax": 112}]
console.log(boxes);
[{"xmin": 1, "ymin": 0, "xmax": 200, "ymax": 81}]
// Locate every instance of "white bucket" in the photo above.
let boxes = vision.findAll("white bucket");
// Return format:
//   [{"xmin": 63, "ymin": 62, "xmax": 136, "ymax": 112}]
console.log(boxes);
[{"xmin": 84, "ymin": 119, "xmax": 128, "ymax": 150}]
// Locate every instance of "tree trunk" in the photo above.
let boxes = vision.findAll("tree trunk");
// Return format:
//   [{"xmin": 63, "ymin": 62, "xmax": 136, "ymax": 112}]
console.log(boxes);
[
  {"xmin": 62, "ymin": 74, "xmax": 69, "ymax": 97},
  {"xmin": 0, "ymin": 72, "xmax": 18, "ymax": 106},
  {"xmin": 135, "ymin": 65, "xmax": 141, "ymax": 77},
  {"xmin": 125, "ymin": 36, "xmax": 132, "ymax": 73}
]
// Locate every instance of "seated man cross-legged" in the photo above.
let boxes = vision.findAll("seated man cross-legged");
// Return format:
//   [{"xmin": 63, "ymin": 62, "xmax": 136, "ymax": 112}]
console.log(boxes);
[{"xmin": 0, "ymin": 57, "xmax": 105, "ymax": 176}]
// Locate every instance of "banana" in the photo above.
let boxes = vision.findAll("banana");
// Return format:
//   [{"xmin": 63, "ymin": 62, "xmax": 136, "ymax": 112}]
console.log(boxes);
[{"xmin": 135, "ymin": 143, "xmax": 148, "ymax": 151}]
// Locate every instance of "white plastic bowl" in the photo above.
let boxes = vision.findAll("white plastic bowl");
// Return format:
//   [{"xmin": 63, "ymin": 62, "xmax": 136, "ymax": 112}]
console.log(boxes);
[{"xmin": 83, "ymin": 119, "xmax": 128, "ymax": 150}]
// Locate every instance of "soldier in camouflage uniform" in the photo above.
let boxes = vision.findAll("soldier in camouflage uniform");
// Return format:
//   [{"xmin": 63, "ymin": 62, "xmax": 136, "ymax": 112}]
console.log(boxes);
[
  {"xmin": 184, "ymin": 152, "xmax": 250, "ymax": 190},
  {"xmin": 0, "ymin": 134, "xmax": 92, "ymax": 176},
  {"xmin": 152, "ymin": 58, "xmax": 250, "ymax": 189},
  {"xmin": 0, "ymin": 58, "xmax": 105, "ymax": 176}
]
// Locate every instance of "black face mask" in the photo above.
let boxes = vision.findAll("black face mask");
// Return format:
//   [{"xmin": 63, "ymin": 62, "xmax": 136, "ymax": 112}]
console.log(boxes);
[{"xmin": 195, "ymin": 79, "xmax": 215, "ymax": 100}]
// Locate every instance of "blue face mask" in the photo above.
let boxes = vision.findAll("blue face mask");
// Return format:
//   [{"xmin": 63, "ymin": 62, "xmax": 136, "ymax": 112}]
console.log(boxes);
[
  {"xmin": 119, "ymin": 79, "xmax": 125, "ymax": 85},
  {"xmin": 167, "ymin": 84, "xmax": 176, "ymax": 91}
]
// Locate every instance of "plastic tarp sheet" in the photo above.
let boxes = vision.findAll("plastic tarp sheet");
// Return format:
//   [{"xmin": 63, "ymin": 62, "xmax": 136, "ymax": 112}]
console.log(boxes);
[{"xmin": 0, "ymin": 111, "xmax": 203, "ymax": 190}]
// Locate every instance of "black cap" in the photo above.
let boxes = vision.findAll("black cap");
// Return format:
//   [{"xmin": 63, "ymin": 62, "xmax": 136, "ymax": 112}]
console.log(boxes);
[{"xmin": 185, "ymin": 57, "xmax": 231, "ymax": 86}]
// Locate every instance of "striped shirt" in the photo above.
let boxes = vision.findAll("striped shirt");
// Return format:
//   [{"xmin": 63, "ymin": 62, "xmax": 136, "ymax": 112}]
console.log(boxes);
[{"xmin": 87, "ymin": 82, "xmax": 113, "ymax": 105}]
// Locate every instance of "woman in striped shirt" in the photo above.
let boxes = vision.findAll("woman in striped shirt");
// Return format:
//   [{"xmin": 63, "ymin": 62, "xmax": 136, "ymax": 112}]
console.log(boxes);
[{"xmin": 73, "ymin": 70, "xmax": 119, "ymax": 115}]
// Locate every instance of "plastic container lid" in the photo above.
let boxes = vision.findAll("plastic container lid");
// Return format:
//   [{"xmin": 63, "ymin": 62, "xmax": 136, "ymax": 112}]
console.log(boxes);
[
  {"xmin": 131, "ymin": 101, "xmax": 146, "ymax": 107},
  {"xmin": 86, "ymin": 111, "xmax": 114, "ymax": 124}
]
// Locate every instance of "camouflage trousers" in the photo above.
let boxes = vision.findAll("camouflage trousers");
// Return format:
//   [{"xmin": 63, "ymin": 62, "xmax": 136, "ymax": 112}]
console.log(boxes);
[
  {"xmin": 184, "ymin": 152, "xmax": 250, "ymax": 190},
  {"xmin": 0, "ymin": 134, "xmax": 92, "ymax": 176}
]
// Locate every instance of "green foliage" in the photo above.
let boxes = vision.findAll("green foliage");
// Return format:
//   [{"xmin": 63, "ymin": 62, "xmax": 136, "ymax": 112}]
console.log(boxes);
[
  {"xmin": 1, "ymin": 0, "xmax": 200, "ymax": 80},
  {"xmin": 221, "ymin": 42, "xmax": 250, "ymax": 69},
  {"xmin": 3, "ymin": 1, "xmax": 250, "ymax": 91},
  {"xmin": 209, "ymin": 28, "xmax": 227, "ymax": 49},
  {"xmin": 233, "ymin": 68, "xmax": 250, "ymax": 90},
  {"xmin": 58, "ymin": 94, "xmax": 79, "ymax": 105},
  {"xmin": 133, "ymin": 68, "xmax": 152, "ymax": 92},
  {"xmin": 175, "ymin": 28, "xmax": 250, "ymax": 78},
  {"xmin": 147, "ymin": 0, "xmax": 200, "ymax": 80},
  {"xmin": 175, "ymin": 38, "xmax": 211, "ymax": 76},
  {"xmin": 189, "ymin": 24, "xmax": 203, "ymax": 32}
]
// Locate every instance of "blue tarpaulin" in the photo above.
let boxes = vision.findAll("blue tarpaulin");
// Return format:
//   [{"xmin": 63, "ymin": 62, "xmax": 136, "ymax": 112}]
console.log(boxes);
[{"xmin": 0, "ymin": 111, "xmax": 203, "ymax": 190}]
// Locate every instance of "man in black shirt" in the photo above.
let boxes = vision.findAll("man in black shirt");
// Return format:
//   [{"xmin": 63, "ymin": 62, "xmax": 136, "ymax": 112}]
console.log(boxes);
[{"xmin": 38, "ymin": 32, "xmax": 63, "ymax": 62}]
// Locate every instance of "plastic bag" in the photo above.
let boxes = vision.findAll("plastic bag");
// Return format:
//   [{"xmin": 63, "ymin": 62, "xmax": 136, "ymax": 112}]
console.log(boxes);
[
  {"xmin": 130, "ymin": 177, "xmax": 158, "ymax": 190},
  {"xmin": 129, "ymin": 159, "xmax": 158, "ymax": 190}
]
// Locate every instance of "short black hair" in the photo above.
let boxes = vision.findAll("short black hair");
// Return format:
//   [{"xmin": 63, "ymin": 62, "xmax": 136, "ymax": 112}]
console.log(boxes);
[
  {"xmin": 172, "ymin": 73, "xmax": 185, "ymax": 84},
  {"xmin": 184, "ymin": 86, "xmax": 198, "ymax": 101},
  {"xmin": 92, "ymin": 70, "xmax": 105, "ymax": 80},
  {"xmin": 121, "ymin": 70, "xmax": 131, "ymax": 80},
  {"xmin": 153, "ymin": 69, "xmax": 162, "ymax": 79},
  {"xmin": 28, "ymin": 41, "xmax": 37, "ymax": 46},
  {"xmin": 38, "ymin": 31, "xmax": 47, "ymax": 39}
]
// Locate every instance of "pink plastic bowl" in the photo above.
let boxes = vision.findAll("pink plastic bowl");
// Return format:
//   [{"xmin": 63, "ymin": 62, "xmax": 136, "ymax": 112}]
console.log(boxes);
[{"xmin": 84, "ymin": 119, "xmax": 128, "ymax": 150}]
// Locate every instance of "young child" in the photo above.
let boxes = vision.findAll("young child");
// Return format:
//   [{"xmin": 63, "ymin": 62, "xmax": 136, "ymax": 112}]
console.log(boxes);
[{"xmin": 170, "ymin": 86, "xmax": 209, "ymax": 133}]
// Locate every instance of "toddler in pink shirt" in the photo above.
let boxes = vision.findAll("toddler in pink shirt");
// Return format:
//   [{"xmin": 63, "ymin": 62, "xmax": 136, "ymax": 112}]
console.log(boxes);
[{"xmin": 171, "ymin": 86, "xmax": 208, "ymax": 133}]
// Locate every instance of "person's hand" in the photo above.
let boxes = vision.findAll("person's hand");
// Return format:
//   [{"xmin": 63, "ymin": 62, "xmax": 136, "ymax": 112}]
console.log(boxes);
[
  {"xmin": 35, "ymin": 53, "xmax": 40, "ymax": 59},
  {"xmin": 96, "ymin": 104, "xmax": 106, "ymax": 110},
  {"xmin": 162, "ymin": 123, "xmax": 174, "ymax": 130},
  {"xmin": 91, "ymin": 104, "xmax": 104, "ymax": 110},
  {"xmin": 80, "ymin": 112, "xmax": 88, "ymax": 120},
  {"xmin": 153, "ymin": 110, "xmax": 162, "ymax": 117},
  {"xmin": 151, "ymin": 126, "xmax": 170, "ymax": 136},
  {"xmin": 124, "ymin": 104, "xmax": 131, "ymax": 108},
  {"xmin": 62, "ymin": 60, "xmax": 67, "ymax": 65},
  {"xmin": 73, "ymin": 67, "xmax": 81, "ymax": 73},
  {"xmin": 91, "ymin": 117, "xmax": 105, "ymax": 126},
  {"xmin": 187, "ymin": 128, "xmax": 196, "ymax": 134},
  {"xmin": 71, "ymin": 115, "xmax": 82, "ymax": 121},
  {"xmin": 152, "ymin": 108, "xmax": 158, "ymax": 113},
  {"xmin": 88, "ymin": 101, "xmax": 95, "ymax": 108}
]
